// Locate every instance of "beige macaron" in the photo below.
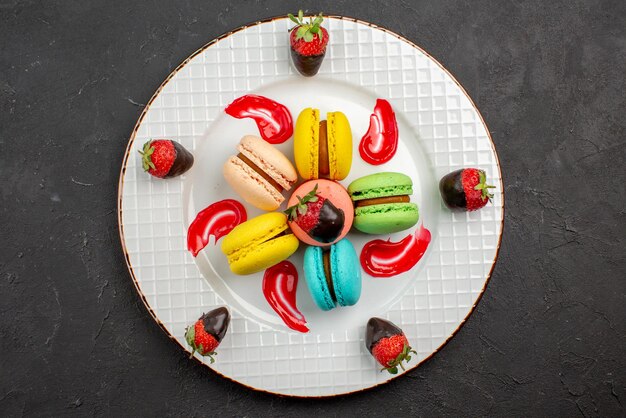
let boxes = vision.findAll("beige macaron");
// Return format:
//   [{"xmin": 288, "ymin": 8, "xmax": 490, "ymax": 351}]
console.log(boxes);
[{"xmin": 223, "ymin": 135, "xmax": 298, "ymax": 211}]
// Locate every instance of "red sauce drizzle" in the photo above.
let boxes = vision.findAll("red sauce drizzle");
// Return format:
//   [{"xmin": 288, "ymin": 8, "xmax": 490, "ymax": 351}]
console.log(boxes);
[
  {"xmin": 187, "ymin": 199, "xmax": 247, "ymax": 257},
  {"xmin": 359, "ymin": 99, "xmax": 399, "ymax": 165},
  {"xmin": 262, "ymin": 261, "xmax": 309, "ymax": 333},
  {"xmin": 225, "ymin": 94, "xmax": 293, "ymax": 144},
  {"xmin": 360, "ymin": 225, "xmax": 431, "ymax": 277}
]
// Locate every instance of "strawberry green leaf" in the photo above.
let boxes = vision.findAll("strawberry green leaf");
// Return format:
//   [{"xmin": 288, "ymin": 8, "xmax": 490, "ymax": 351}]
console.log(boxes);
[
  {"xmin": 379, "ymin": 343, "xmax": 415, "ymax": 374},
  {"xmin": 290, "ymin": 12, "xmax": 325, "ymax": 44},
  {"xmin": 296, "ymin": 26, "xmax": 307, "ymax": 40},
  {"xmin": 285, "ymin": 184, "xmax": 319, "ymax": 220},
  {"xmin": 284, "ymin": 207, "xmax": 297, "ymax": 221},
  {"xmin": 473, "ymin": 170, "xmax": 495, "ymax": 201},
  {"xmin": 139, "ymin": 141, "xmax": 156, "ymax": 172},
  {"xmin": 301, "ymin": 184, "xmax": 318, "ymax": 202},
  {"xmin": 184, "ymin": 326, "xmax": 195, "ymax": 347}
]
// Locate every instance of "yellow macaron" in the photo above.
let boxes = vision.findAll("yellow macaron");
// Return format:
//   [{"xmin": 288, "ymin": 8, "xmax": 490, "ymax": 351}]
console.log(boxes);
[
  {"xmin": 221, "ymin": 212, "xmax": 299, "ymax": 275},
  {"xmin": 294, "ymin": 108, "xmax": 352, "ymax": 180}
]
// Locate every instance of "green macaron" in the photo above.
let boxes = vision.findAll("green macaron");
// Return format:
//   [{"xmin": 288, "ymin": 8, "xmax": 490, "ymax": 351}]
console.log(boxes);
[{"xmin": 348, "ymin": 172, "xmax": 419, "ymax": 234}]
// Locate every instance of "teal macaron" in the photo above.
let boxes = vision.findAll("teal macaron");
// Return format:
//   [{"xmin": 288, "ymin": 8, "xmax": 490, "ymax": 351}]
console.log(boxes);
[
  {"xmin": 303, "ymin": 239, "xmax": 361, "ymax": 311},
  {"xmin": 347, "ymin": 172, "xmax": 419, "ymax": 234}
]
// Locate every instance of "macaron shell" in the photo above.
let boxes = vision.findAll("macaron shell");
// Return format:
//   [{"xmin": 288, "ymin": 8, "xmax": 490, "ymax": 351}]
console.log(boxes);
[
  {"xmin": 238, "ymin": 135, "xmax": 297, "ymax": 190},
  {"xmin": 354, "ymin": 202, "xmax": 419, "ymax": 234},
  {"xmin": 348, "ymin": 172, "xmax": 413, "ymax": 201},
  {"xmin": 221, "ymin": 212, "xmax": 289, "ymax": 257},
  {"xmin": 293, "ymin": 108, "xmax": 319, "ymax": 180},
  {"xmin": 330, "ymin": 239, "xmax": 361, "ymax": 307},
  {"xmin": 228, "ymin": 234, "xmax": 299, "ymax": 275},
  {"xmin": 287, "ymin": 179, "xmax": 354, "ymax": 247},
  {"xmin": 327, "ymin": 111, "xmax": 352, "ymax": 180},
  {"xmin": 303, "ymin": 246, "xmax": 336, "ymax": 311},
  {"xmin": 223, "ymin": 157, "xmax": 283, "ymax": 211}
]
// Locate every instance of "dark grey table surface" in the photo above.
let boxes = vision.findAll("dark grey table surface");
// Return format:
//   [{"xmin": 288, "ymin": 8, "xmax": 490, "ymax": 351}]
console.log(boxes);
[{"xmin": 1, "ymin": 0, "xmax": 625, "ymax": 416}]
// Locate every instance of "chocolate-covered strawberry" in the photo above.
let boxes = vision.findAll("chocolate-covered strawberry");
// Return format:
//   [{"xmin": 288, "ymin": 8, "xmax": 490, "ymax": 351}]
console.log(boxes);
[
  {"xmin": 288, "ymin": 11, "xmax": 328, "ymax": 77},
  {"xmin": 184, "ymin": 307, "xmax": 230, "ymax": 362},
  {"xmin": 366, "ymin": 317, "xmax": 416, "ymax": 374},
  {"xmin": 139, "ymin": 139, "xmax": 194, "ymax": 178},
  {"xmin": 285, "ymin": 183, "xmax": 344, "ymax": 243},
  {"xmin": 439, "ymin": 168, "xmax": 495, "ymax": 211}
]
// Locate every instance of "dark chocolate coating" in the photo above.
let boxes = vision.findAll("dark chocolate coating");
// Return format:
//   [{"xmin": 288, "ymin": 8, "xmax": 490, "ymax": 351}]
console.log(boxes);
[
  {"xmin": 309, "ymin": 199, "xmax": 345, "ymax": 243},
  {"xmin": 200, "ymin": 307, "xmax": 230, "ymax": 342},
  {"xmin": 439, "ymin": 169, "xmax": 466, "ymax": 210},
  {"xmin": 290, "ymin": 49, "xmax": 325, "ymax": 77},
  {"xmin": 165, "ymin": 141, "xmax": 194, "ymax": 178},
  {"xmin": 365, "ymin": 317, "xmax": 404, "ymax": 354}
]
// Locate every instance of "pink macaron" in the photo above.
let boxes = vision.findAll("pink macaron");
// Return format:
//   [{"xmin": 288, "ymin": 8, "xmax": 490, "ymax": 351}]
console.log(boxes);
[
  {"xmin": 223, "ymin": 135, "xmax": 297, "ymax": 211},
  {"xmin": 286, "ymin": 179, "xmax": 354, "ymax": 247}
]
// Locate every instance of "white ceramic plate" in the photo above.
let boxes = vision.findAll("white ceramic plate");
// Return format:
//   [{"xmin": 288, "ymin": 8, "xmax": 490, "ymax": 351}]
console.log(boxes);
[{"xmin": 118, "ymin": 16, "xmax": 503, "ymax": 397}]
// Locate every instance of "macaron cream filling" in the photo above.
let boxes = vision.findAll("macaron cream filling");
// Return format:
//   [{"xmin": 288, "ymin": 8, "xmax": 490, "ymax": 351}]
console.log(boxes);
[
  {"xmin": 318, "ymin": 120, "xmax": 330, "ymax": 177},
  {"xmin": 223, "ymin": 223, "xmax": 290, "ymax": 262},
  {"xmin": 322, "ymin": 250, "xmax": 336, "ymax": 302},
  {"xmin": 236, "ymin": 152, "xmax": 283, "ymax": 192},
  {"xmin": 237, "ymin": 137, "xmax": 296, "ymax": 191},
  {"xmin": 348, "ymin": 173, "xmax": 420, "ymax": 234},
  {"xmin": 294, "ymin": 108, "xmax": 352, "ymax": 181},
  {"xmin": 351, "ymin": 182, "xmax": 413, "ymax": 208},
  {"xmin": 355, "ymin": 195, "xmax": 411, "ymax": 207},
  {"xmin": 349, "ymin": 184, "xmax": 413, "ymax": 200}
]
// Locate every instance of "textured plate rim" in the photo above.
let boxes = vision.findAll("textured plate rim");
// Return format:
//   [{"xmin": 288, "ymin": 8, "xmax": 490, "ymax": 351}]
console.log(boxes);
[{"xmin": 117, "ymin": 14, "xmax": 505, "ymax": 398}]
